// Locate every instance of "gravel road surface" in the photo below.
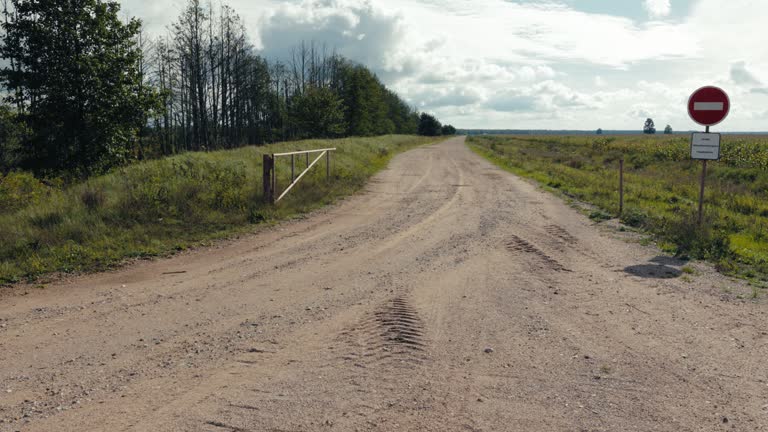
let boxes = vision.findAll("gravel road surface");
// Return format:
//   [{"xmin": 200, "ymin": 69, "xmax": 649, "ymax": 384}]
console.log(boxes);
[{"xmin": 1, "ymin": 137, "xmax": 766, "ymax": 431}]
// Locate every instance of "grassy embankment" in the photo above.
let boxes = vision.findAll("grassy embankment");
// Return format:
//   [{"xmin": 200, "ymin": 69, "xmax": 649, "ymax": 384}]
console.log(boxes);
[
  {"xmin": 468, "ymin": 134, "xmax": 768, "ymax": 283},
  {"xmin": 0, "ymin": 135, "xmax": 441, "ymax": 284}
]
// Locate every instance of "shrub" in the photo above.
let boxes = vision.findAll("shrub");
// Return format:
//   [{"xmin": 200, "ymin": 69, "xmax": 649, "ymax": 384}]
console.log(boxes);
[
  {"xmin": 0, "ymin": 171, "xmax": 52, "ymax": 214},
  {"xmin": 589, "ymin": 210, "xmax": 612, "ymax": 222},
  {"xmin": 665, "ymin": 211, "xmax": 731, "ymax": 260},
  {"xmin": 80, "ymin": 185, "xmax": 106, "ymax": 211},
  {"xmin": 621, "ymin": 208, "xmax": 648, "ymax": 228}
]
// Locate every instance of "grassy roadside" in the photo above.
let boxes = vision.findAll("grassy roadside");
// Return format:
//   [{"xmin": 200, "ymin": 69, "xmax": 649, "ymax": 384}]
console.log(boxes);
[
  {"xmin": 0, "ymin": 135, "xmax": 442, "ymax": 284},
  {"xmin": 467, "ymin": 134, "xmax": 768, "ymax": 284}
]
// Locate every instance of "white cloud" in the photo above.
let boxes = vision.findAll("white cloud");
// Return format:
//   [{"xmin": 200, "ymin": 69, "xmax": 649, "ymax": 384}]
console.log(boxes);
[
  {"xmin": 518, "ymin": 66, "xmax": 557, "ymax": 81},
  {"xmin": 594, "ymin": 76, "xmax": 606, "ymax": 87},
  {"xmin": 117, "ymin": 0, "xmax": 768, "ymax": 131},
  {"xmin": 730, "ymin": 62, "xmax": 762, "ymax": 87},
  {"xmin": 482, "ymin": 80, "xmax": 597, "ymax": 114},
  {"xmin": 643, "ymin": 0, "xmax": 671, "ymax": 19},
  {"xmin": 390, "ymin": 0, "xmax": 697, "ymax": 68},
  {"xmin": 257, "ymin": 0, "xmax": 407, "ymax": 76},
  {"xmin": 486, "ymin": 91, "xmax": 539, "ymax": 113},
  {"xmin": 406, "ymin": 85, "xmax": 484, "ymax": 108}
]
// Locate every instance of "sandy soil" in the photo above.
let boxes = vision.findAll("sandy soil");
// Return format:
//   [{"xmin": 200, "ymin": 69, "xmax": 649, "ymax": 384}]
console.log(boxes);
[{"xmin": 1, "ymin": 136, "xmax": 767, "ymax": 432}]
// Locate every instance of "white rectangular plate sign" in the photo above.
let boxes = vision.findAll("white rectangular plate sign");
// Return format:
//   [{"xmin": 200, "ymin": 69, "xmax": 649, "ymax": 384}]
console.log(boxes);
[{"xmin": 691, "ymin": 133, "xmax": 721, "ymax": 160}]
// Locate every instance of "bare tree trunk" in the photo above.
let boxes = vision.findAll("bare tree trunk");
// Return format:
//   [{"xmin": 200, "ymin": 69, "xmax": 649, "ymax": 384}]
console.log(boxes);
[{"xmin": 208, "ymin": 2, "xmax": 219, "ymax": 149}]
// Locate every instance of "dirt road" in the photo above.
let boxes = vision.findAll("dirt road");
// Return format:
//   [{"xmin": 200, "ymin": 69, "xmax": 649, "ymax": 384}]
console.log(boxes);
[{"xmin": 1, "ymin": 137, "xmax": 766, "ymax": 431}]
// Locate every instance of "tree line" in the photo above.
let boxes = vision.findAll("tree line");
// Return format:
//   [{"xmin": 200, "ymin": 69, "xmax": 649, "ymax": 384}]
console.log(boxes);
[
  {"xmin": 0, "ymin": 0, "xmax": 455, "ymax": 177},
  {"xmin": 596, "ymin": 119, "xmax": 674, "ymax": 135},
  {"xmin": 643, "ymin": 119, "xmax": 673, "ymax": 135}
]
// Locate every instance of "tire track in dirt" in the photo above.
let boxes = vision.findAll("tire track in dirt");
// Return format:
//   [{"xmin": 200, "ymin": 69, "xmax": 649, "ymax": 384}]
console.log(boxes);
[
  {"xmin": 370, "ymin": 161, "xmax": 466, "ymax": 256},
  {"xmin": 505, "ymin": 234, "xmax": 572, "ymax": 272},
  {"xmin": 544, "ymin": 225, "xmax": 578, "ymax": 245},
  {"xmin": 337, "ymin": 297, "xmax": 428, "ymax": 369}
]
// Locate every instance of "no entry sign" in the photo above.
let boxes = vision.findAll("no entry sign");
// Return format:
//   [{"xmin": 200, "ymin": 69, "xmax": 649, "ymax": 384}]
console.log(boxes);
[
  {"xmin": 688, "ymin": 86, "xmax": 730, "ymax": 127},
  {"xmin": 687, "ymin": 85, "xmax": 730, "ymax": 226}
]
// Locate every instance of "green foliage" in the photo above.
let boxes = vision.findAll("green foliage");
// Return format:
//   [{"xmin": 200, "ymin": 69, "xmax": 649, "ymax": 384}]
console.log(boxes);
[
  {"xmin": 589, "ymin": 210, "xmax": 611, "ymax": 222},
  {"xmin": 643, "ymin": 118, "xmax": 656, "ymax": 134},
  {"xmin": 620, "ymin": 207, "xmax": 648, "ymax": 228},
  {"xmin": 80, "ymin": 184, "xmax": 106, "ymax": 211},
  {"xmin": 113, "ymin": 155, "xmax": 251, "ymax": 223},
  {"xmin": 385, "ymin": 89, "xmax": 419, "ymax": 134},
  {"xmin": 0, "ymin": 0, "xmax": 442, "ymax": 177},
  {"xmin": 468, "ymin": 134, "xmax": 768, "ymax": 279},
  {"xmin": 0, "ymin": 171, "xmax": 54, "ymax": 214},
  {"xmin": 336, "ymin": 63, "xmax": 390, "ymax": 137},
  {"xmin": 289, "ymin": 87, "xmax": 347, "ymax": 139},
  {"xmin": 441, "ymin": 124, "xmax": 457, "ymax": 136},
  {"xmin": 0, "ymin": 0, "xmax": 161, "ymax": 176},
  {"xmin": 664, "ymin": 211, "xmax": 731, "ymax": 261},
  {"xmin": 664, "ymin": 125, "xmax": 673, "ymax": 134},
  {"xmin": 418, "ymin": 113, "xmax": 442, "ymax": 136},
  {"xmin": 0, "ymin": 135, "xmax": 440, "ymax": 284},
  {"xmin": 0, "ymin": 105, "xmax": 25, "ymax": 172}
]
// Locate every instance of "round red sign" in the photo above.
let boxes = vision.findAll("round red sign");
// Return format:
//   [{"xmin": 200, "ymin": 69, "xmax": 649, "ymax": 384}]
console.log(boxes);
[{"xmin": 688, "ymin": 86, "xmax": 730, "ymax": 127}]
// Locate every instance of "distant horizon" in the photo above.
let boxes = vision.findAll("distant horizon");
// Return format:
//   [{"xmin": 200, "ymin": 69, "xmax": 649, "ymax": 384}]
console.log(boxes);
[{"xmin": 457, "ymin": 129, "xmax": 768, "ymax": 135}]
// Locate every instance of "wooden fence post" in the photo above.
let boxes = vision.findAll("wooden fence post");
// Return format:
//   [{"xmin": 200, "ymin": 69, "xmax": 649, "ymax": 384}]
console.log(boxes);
[{"xmin": 263, "ymin": 154, "xmax": 274, "ymax": 204}]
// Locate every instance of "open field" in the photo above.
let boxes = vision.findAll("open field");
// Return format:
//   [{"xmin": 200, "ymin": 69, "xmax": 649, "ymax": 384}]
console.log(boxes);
[
  {"xmin": 0, "ymin": 135, "xmax": 440, "ymax": 284},
  {"xmin": 468, "ymin": 134, "xmax": 768, "ymax": 284}
]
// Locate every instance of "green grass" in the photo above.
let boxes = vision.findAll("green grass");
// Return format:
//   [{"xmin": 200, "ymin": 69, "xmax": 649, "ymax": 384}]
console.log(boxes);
[
  {"xmin": 0, "ymin": 135, "xmax": 441, "ymax": 284},
  {"xmin": 468, "ymin": 134, "xmax": 768, "ymax": 279}
]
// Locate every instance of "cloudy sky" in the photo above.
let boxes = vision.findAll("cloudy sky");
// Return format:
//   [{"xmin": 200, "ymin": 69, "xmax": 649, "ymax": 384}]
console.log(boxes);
[{"xmin": 122, "ymin": 0, "xmax": 768, "ymax": 131}]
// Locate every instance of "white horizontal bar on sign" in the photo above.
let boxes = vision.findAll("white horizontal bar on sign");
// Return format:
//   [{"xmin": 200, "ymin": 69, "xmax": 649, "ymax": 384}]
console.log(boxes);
[
  {"xmin": 693, "ymin": 102, "xmax": 724, "ymax": 111},
  {"xmin": 273, "ymin": 148, "xmax": 337, "ymax": 157}
]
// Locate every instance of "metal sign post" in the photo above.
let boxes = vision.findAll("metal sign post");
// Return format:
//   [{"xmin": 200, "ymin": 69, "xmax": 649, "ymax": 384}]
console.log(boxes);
[
  {"xmin": 694, "ymin": 127, "xmax": 717, "ymax": 225},
  {"xmin": 619, "ymin": 158, "xmax": 624, "ymax": 216},
  {"xmin": 687, "ymin": 86, "xmax": 729, "ymax": 225}
]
